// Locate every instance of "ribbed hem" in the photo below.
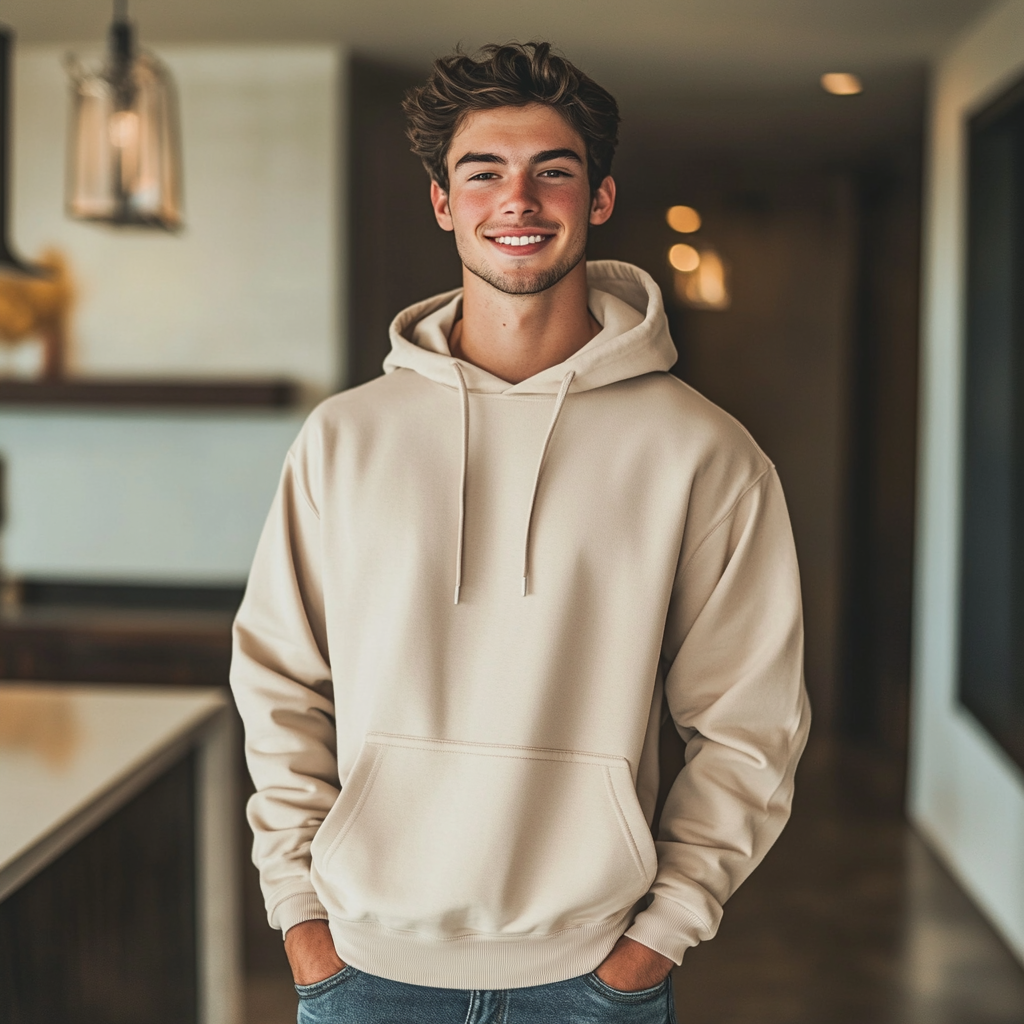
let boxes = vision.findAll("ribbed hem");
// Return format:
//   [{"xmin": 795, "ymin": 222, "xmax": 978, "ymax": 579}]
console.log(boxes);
[
  {"xmin": 272, "ymin": 891, "xmax": 330, "ymax": 935},
  {"xmin": 329, "ymin": 906, "xmax": 634, "ymax": 989},
  {"xmin": 623, "ymin": 894, "xmax": 713, "ymax": 965}
]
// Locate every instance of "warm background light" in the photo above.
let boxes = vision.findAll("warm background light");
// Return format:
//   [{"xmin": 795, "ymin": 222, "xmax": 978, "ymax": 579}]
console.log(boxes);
[
  {"xmin": 821, "ymin": 72, "xmax": 863, "ymax": 96},
  {"xmin": 108, "ymin": 110, "xmax": 139, "ymax": 149},
  {"xmin": 677, "ymin": 250, "xmax": 730, "ymax": 310},
  {"xmin": 668, "ymin": 243, "xmax": 700, "ymax": 272},
  {"xmin": 666, "ymin": 205, "xmax": 701, "ymax": 233}
]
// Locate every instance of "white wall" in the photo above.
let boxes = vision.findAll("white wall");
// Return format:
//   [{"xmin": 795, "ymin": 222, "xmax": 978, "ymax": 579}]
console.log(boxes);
[
  {"xmin": 0, "ymin": 408, "xmax": 301, "ymax": 583},
  {"xmin": 910, "ymin": 0, "xmax": 1024, "ymax": 964},
  {"xmin": 0, "ymin": 45, "xmax": 342, "ymax": 583},
  {"xmin": 11, "ymin": 45, "xmax": 340, "ymax": 391}
]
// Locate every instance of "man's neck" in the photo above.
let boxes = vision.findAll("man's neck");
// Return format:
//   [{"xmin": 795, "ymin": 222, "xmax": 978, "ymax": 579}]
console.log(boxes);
[{"xmin": 448, "ymin": 260, "xmax": 599, "ymax": 384}]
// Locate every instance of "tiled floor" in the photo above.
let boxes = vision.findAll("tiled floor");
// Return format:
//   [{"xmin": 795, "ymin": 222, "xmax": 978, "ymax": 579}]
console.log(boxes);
[{"xmin": 245, "ymin": 739, "xmax": 1024, "ymax": 1023}]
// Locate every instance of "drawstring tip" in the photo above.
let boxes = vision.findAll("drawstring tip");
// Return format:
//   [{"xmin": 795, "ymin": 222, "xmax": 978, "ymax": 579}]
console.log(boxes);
[
  {"xmin": 521, "ymin": 576, "xmax": 527, "ymax": 597},
  {"xmin": 454, "ymin": 585, "xmax": 461, "ymax": 606}
]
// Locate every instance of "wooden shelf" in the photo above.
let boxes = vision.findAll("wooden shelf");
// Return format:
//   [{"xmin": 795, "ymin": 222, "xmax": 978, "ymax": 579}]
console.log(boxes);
[
  {"xmin": 0, "ymin": 377, "xmax": 299, "ymax": 409},
  {"xmin": 0, "ymin": 610, "xmax": 234, "ymax": 687}
]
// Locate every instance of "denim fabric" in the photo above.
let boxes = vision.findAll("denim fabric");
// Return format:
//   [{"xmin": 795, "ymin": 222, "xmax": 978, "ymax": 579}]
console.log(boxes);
[{"xmin": 295, "ymin": 965, "xmax": 678, "ymax": 1024}]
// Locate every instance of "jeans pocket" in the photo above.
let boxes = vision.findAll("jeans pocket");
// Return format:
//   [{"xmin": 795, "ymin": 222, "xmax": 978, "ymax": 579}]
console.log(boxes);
[
  {"xmin": 294, "ymin": 964, "xmax": 357, "ymax": 1000},
  {"xmin": 585, "ymin": 971, "xmax": 670, "ymax": 1002}
]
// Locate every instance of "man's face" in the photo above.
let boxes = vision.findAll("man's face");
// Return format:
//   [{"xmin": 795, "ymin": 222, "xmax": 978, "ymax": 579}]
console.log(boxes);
[{"xmin": 430, "ymin": 104, "xmax": 615, "ymax": 296}]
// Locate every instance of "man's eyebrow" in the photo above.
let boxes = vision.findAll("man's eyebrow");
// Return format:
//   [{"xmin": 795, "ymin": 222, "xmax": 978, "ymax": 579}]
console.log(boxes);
[
  {"xmin": 452, "ymin": 148, "xmax": 585, "ymax": 171},
  {"xmin": 453, "ymin": 152, "xmax": 505, "ymax": 169},
  {"xmin": 532, "ymin": 148, "xmax": 583, "ymax": 164}
]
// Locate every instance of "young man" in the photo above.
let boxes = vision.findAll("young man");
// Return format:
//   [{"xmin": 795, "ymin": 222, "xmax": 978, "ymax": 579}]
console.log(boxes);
[{"xmin": 231, "ymin": 42, "xmax": 810, "ymax": 1023}]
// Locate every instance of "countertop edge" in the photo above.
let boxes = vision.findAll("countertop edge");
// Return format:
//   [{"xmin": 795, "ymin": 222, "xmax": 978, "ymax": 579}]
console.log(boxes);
[{"xmin": 0, "ymin": 686, "xmax": 230, "ymax": 903}]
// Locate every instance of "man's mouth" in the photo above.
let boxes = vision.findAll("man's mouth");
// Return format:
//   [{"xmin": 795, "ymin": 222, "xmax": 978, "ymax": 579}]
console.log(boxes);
[{"xmin": 485, "ymin": 232, "xmax": 555, "ymax": 255}]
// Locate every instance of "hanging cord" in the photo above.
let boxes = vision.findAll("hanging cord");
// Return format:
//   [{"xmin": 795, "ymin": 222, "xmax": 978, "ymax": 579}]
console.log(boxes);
[
  {"xmin": 452, "ymin": 364, "xmax": 470, "ymax": 605},
  {"xmin": 521, "ymin": 371, "xmax": 576, "ymax": 597}
]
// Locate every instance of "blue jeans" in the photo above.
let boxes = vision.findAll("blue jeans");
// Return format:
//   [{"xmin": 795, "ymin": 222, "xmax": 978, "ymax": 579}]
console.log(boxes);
[{"xmin": 295, "ymin": 965, "xmax": 677, "ymax": 1023}]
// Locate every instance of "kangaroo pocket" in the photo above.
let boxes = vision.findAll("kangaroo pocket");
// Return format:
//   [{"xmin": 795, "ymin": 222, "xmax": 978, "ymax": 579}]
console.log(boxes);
[{"xmin": 310, "ymin": 732, "xmax": 658, "ymax": 938}]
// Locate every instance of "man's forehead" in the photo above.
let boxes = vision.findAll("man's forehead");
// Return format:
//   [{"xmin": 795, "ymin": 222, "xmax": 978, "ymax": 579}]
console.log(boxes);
[{"xmin": 450, "ymin": 105, "xmax": 585, "ymax": 160}]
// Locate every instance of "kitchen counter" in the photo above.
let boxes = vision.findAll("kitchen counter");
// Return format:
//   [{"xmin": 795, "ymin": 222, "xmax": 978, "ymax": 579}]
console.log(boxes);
[{"xmin": 0, "ymin": 683, "xmax": 242, "ymax": 1024}]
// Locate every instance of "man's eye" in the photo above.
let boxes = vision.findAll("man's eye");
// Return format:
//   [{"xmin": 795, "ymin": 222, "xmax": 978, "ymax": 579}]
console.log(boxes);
[
  {"xmin": 468, "ymin": 172, "xmax": 498, "ymax": 180},
  {"xmin": 539, "ymin": 169, "xmax": 570, "ymax": 178}
]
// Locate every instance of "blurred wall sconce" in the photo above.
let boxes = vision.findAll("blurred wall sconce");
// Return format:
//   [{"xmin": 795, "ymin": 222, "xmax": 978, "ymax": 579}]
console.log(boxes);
[
  {"xmin": 666, "ymin": 205, "xmax": 701, "ymax": 233},
  {"xmin": 65, "ymin": 1, "xmax": 183, "ymax": 230},
  {"xmin": 668, "ymin": 242, "xmax": 700, "ymax": 272},
  {"xmin": 670, "ymin": 247, "xmax": 731, "ymax": 311},
  {"xmin": 821, "ymin": 72, "xmax": 862, "ymax": 96}
]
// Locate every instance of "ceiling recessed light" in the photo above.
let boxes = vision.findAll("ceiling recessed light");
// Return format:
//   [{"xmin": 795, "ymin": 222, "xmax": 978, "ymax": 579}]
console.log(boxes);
[
  {"xmin": 669, "ymin": 243, "xmax": 700, "ymax": 273},
  {"xmin": 821, "ymin": 72, "xmax": 862, "ymax": 96},
  {"xmin": 666, "ymin": 205, "xmax": 701, "ymax": 233}
]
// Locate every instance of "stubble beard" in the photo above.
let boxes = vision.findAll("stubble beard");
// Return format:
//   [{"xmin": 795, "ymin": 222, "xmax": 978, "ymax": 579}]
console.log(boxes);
[{"xmin": 456, "ymin": 229, "xmax": 588, "ymax": 296}]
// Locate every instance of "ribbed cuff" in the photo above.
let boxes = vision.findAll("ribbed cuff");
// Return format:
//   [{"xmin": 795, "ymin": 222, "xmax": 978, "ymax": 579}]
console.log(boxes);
[
  {"xmin": 271, "ymin": 891, "xmax": 330, "ymax": 935},
  {"xmin": 623, "ymin": 894, "xmax": 714, "ymax": 965}
]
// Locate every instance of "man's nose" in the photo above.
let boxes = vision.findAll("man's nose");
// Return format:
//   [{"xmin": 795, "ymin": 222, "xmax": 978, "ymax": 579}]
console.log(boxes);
[{"xmin": 501, "ymin": 172, "xmax": 539, "ymax": 217}]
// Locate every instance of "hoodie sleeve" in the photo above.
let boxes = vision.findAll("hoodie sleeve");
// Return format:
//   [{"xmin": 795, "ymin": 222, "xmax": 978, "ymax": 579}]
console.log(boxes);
[
  {"xmin": 624, "ymin": 465, "xmax": 811, "ymax": 964},
  {"xmin": 230, "ymin": 446, "xmax": 337, "ymax": 935}
]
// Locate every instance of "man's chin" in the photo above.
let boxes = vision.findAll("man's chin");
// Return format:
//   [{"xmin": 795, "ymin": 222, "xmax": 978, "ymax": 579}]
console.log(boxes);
[
  {"xmin": 476, "ymin": 272, "xmax": 566, "ymax": 296},
  {"xmin": 460, "ymin": 250, "xmax": 585, "ymax": 297}
]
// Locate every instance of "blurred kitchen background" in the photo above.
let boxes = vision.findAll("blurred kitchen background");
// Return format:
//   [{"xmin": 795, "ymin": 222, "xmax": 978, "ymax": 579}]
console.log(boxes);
[{"xmin": 0, "ymin": 1, "xmax": 1022, "ymax": 1022}]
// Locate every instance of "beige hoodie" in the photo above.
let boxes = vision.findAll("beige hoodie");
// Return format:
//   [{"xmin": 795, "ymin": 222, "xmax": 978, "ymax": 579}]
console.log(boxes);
[{"xmin": 231, "ymin": 260, "xmax": 810, "ymax": 990}]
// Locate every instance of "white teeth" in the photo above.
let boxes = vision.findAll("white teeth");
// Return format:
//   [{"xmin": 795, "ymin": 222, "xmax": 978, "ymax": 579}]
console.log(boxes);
[{"xmin": 495, "ymin": 235, "xmax": 545, "ymax": 246}]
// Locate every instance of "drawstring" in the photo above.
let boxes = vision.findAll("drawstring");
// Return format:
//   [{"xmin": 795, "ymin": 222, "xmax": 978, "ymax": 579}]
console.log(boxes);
[
  {"xmin": 522, "ymin": 370, "xmax": 575, "ymax": 597},
  {"xmin": 451, "ymin": 365, "xmax": 575, "ymax": 603},
  {"xmin": 453, "ymin": 363, "xmax": 470, "ymax": 605}
]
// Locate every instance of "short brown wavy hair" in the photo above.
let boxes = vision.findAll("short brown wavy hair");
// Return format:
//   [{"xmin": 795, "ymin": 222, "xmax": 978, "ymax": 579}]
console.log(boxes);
[{"xmin": 403, "ymin": 42, "xmax": 620, "ymax": 193}]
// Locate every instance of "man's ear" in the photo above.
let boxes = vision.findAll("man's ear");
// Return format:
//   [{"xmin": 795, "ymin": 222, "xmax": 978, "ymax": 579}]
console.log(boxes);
[
  {"xmin": 431, "ymin": 180, "xmax": 454, "ymax": 232},
  {"xmin": 589, "ymin": 176, "xmax": 616, "ymax": 226}
]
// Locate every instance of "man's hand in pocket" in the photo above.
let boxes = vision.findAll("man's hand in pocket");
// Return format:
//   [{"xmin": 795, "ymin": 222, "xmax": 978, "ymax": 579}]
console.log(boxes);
[{"xmin": 284, "ymin": 920, "xmax": 347, "ymax": 986}]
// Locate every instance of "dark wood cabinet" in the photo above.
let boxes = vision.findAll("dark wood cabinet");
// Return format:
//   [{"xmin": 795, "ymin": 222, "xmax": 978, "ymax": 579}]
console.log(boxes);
[
  {"xmin": 0, "ymin": 598, "xmax": 290, "ymax": 981},
  {"xmin": 0, "ymin": 754, "xmax": 199, "ymax": 1024},
  {"xmin": 0, "ymin": 608, "xmax": 234, "ymax": 687}
]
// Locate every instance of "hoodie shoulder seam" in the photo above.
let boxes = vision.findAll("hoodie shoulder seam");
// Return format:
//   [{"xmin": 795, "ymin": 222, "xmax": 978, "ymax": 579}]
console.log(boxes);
[
  {"xmin": 664, "ymin": 378, "xmax": 777, "ymax": 473},
  {"xmin": 287, "ymin": 449, "xmax": 320, "ymax": 521},
  {"xmin": 677, "ymin": 467, "xmax": 771, "ymax": 583}
]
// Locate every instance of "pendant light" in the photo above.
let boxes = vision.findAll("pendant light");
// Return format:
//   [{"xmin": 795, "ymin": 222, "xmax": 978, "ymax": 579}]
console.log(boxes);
[
  {"xmin": 0, "ymin": 24, "xmax": 45, "ymax": 276},
  {"xmin": 65, "ymin": 1, "xmax": 183, "ymax": 230}
]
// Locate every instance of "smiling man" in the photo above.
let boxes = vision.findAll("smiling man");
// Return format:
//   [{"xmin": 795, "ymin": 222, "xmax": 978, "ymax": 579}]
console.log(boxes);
[
  {"xmin": 231, "ymin": 42, "xmax": 810, "ymax": 1024},
  {"xmin": 432, "ymin": 101, "xmax": 612, "ymax": 388}
]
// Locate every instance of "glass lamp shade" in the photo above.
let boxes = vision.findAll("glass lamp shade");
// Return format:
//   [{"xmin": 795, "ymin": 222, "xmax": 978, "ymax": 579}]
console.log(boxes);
[{"xmin": 66, "ymin": 23, "xmax": 183, "ymax": 230}]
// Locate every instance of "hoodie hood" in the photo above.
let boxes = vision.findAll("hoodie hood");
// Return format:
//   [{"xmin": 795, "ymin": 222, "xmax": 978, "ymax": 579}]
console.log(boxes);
[
  {"xmin": 382, "ymin": 260, "xmax": 679, "ymax": 604},
  {"xmin": 382, "ymin": 260, "xmax": 677, "ymax": 393}
]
